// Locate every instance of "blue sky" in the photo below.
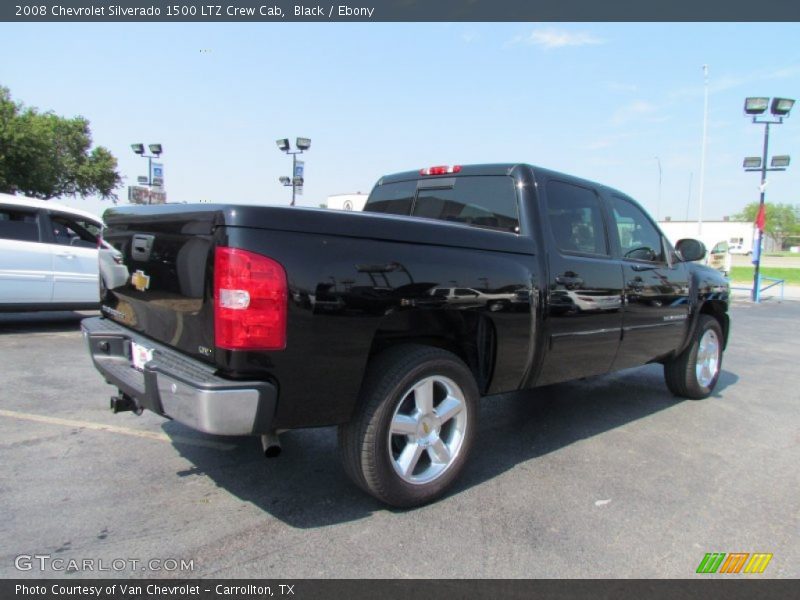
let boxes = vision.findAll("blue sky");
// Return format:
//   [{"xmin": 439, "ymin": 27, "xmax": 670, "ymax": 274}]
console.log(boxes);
[{"xmin": 1, "ymin": 22, "xmax": 798, "ymax": 221}]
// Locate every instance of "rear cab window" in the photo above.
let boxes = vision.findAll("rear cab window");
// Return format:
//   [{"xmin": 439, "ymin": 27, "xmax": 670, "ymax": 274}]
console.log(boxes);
[
  {"xmin": 365, "ymin": 175, "xmax": 520, "ymax": 234},
  {"xmin": 363, "ymin": 180, "xmax": 416, "ymax": 215}
]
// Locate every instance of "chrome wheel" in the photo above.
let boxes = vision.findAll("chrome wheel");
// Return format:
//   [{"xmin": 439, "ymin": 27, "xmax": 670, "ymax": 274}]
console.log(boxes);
[
  {"xmin": 695, "ymin": 329, "xmax": 720, "ymax": 388},
  {"xmin": 388, "ymin": 375, "xmax": 468, "ymax": 485}
]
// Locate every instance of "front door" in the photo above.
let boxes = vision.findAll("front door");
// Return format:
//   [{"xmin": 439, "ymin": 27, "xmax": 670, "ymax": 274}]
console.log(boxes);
[
  {"xmin": 606, "ymin": 194, "xmax": 690, "ymax": 369},
  {"xmin": 47, "ymin": 212, "xmax": 100, "ymax": 303}
]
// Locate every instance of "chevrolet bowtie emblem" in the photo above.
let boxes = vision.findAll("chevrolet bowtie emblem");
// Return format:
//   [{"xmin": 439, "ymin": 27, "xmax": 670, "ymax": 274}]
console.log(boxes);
[
  {"xmin": 131, "ymin": 270, "xmax": 151, "ymax": 292},
  {"xmin": 422, "ymin": 422, "xmax": 430, "ymax": 434}
]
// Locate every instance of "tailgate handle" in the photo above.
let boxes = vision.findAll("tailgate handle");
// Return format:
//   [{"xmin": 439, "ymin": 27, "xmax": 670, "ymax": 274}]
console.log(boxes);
[{"xmin": 131, "ymin": 234, "xmax": 154, "ymax": 261}]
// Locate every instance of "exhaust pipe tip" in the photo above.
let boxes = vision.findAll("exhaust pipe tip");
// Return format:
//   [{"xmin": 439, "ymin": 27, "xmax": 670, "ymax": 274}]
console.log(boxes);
[
  {"xmin": 264, "ymin": 444, "xmax": 282, "ymax": 458},
  {"xmin": 260, "ymin": 432, "xmax": 282, "ymax": 458}
]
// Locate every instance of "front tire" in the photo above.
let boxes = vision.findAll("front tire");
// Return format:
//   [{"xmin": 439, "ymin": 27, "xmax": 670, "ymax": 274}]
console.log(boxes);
[
  {"xmin": 339, "ymin": 344, "xmax": 479, "ymax": 507},
  {"xmin": 664, "ymin": 314, "xmax": 724, "ymax": 399}
]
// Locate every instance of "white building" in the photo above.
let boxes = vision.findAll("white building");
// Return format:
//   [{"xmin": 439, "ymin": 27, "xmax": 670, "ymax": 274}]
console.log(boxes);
[
  {"xmin": 657, "ymin": 219, "xmax": 763, "ymax": 253},
  {"xmin": 327, "ymin": 193, "xmax": 368, "ymax": 212}
]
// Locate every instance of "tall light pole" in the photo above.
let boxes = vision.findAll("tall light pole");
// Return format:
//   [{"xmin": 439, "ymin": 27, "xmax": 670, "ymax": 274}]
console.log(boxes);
[
  {"xmin": 685, "ymin": 171, "xmax": 693, "ymax": 221},
  {"xmin": 131, "ymin": 143, "xmax": 163, "ymax": 204},
  {"xmin": 698, "ymin": 64, "xmax": 709, "ymax": 238},
  {"xmin": 276, "ymin": 137, "xmax": 311, "ymax": 206},
  {"xmin": 654, "ymin": 156, "xmax": 662, "ymax": 221},
  {"xmin": 742, "ymin": 96, "xmax": 794, "ymax": 303}
]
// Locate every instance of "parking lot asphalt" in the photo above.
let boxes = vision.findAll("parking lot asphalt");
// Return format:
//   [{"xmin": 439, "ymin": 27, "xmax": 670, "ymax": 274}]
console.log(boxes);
[{"xmin": 0, "ymin": 301, "xmax": 798, "ymax": 579}]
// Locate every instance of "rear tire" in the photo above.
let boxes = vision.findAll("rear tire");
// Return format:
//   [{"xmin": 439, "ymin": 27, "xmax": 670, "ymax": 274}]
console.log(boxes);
[
  {"xmin": 664, "ymin": 314, "xmax": 723, "ymax": 399},
  {"xmin": 339, "ymin": 344, "xmax": 479, "ymax": 507}
]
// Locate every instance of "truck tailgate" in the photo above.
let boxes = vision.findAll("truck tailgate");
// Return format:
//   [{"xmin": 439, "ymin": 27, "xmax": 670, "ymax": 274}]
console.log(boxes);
[{"xmin": 101, "ymin": 206, "xmax": 221, "ymax": 364}]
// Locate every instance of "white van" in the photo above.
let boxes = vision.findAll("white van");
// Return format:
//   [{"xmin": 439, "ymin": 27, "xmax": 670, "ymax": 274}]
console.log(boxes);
[
  {"xmin": 0, "ymin": 194, "xmax": 127, "ymax": 311},
  {"xmin": 728, "ymin": 236, "xmax": 752, "ymax": 255}
]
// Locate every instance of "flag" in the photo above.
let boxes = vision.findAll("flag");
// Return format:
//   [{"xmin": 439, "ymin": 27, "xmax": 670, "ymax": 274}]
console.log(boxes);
[{"xmin": 755, "ymin": 203, "xmax": 766, "ymax": 232}]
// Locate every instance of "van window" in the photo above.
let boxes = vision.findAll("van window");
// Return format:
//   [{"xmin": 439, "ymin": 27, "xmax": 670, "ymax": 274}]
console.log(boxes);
[
  {"xmin": 50, "ymin": 213, "xmax": 99, "ymax": 248},
  {"xmin": 0, "ymin": 208, "xmax": 40, "ymax": 243}
]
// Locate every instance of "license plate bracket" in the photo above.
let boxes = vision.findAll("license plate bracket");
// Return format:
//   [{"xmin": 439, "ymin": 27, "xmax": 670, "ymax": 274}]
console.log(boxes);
[{"xmin": 131, "ymin": 341, "xmax": 154, "ymax": 371}]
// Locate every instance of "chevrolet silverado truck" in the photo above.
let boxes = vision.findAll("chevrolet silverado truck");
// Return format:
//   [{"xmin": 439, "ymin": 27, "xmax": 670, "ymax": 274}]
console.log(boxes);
[{"xmin": 82, "ymin": 163, "xmax": 730, "ymax": 507}]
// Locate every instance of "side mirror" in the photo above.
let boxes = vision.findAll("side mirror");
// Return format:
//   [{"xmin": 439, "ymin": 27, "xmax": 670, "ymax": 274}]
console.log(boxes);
[{"xmin": 676, "ymin": 238, "xmax": 706, "ymax": 262}]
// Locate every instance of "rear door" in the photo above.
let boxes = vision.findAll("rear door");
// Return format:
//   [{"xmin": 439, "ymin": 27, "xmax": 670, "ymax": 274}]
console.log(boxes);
[
  {"xmin": 0, "ymin": 205, "xmax": 53, "ymax": 303},
  {"xmin": 45, "ymin": 211, "xmax": 100, "ymax": 303},
  {"xmin": 606, "ymin": 194, "xmax": 690, "ymax": 368}
]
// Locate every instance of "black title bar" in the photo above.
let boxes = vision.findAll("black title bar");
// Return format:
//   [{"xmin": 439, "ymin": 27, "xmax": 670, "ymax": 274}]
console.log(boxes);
[
  {"xmin": 3, "ymin": 580, "xmax": 799, "ymax": 600},
  {"xmin": 3, "ymin": 0, "xmax": 800, "ymax": 22}
]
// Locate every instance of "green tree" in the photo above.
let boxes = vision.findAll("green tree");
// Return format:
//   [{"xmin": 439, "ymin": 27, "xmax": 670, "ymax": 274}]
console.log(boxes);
[
  {"xmin": 0, "ymin": 86, "xmax": 121, "ymax": 200},
  {"xmin": 734, "ymin": 202, "xmax": 800, "ymax": 250}
]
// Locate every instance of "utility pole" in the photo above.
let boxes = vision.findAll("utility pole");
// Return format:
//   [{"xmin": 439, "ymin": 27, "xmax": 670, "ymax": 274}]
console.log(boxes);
[
  {"xmin": 654, "ymin": 156, "xmax": 662, "ymax": 221},
  {"xmin": 698, "ymin": 65, "xmax": 709, "ymax": 238}
]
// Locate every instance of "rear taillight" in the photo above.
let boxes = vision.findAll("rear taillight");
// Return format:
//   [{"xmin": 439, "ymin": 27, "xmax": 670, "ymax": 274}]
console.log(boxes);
[{"xmin": 214, "ymin": 247, "xmax": 287, "ymax": 351}]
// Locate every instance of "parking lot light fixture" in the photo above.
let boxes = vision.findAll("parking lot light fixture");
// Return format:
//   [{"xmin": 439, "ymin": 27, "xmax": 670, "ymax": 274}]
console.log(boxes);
[
  {"xmin": 742, "ymin": 96, "xmax": 793, "ymax": 302},
  {"xmin": 771, "ymin": 155, "xmax": 790, "ymax": 168},
  {"xmin": 743, "ymin": 157, "xmax": 762, "ymax": 169},
  {"xmin": 744, "ymin": 97, "xmax": 769, "ymax": 115},
  {"xmin": 276, "ymin": 136, "xmax": 311, "ymax": 207},
  {"xmin": 770, "ymin": 97, "xmax": 795, "ymax": 117},
  {"xmin": 131, "ymin": 143, "xmax": 164, "ymax": 204}
]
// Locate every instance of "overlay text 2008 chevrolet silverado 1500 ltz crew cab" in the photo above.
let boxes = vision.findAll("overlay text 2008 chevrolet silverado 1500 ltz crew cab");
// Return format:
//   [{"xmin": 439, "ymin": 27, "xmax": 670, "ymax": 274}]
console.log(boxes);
[{"xmin": 82, "ymin": 163, "xmax": 730, "ymax": 507}]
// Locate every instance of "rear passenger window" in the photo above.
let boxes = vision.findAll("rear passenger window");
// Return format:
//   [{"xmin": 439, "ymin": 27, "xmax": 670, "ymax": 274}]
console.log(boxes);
[
  {"xmin": 412, "ymin": 176, "xmax": 519, "ymax": 233},
  {"xmin": 0, "ymin": 208, "xmax": 40, "ymax": 243},
  {"xmin": 546, "ymin": 181, "xmax": 608, "ymax": 255}
]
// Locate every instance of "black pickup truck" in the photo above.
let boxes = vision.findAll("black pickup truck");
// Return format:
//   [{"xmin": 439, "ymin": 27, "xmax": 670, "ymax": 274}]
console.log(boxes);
[{"xmin": 83, "ymin": 163, "xmax": 730, "ymax": 507}]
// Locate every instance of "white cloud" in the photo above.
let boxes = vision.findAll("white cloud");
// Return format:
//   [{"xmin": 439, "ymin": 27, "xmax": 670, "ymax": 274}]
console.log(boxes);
[
  {"xmin": 763, "ymin": 64, "xmax": 800, "ymax": 80},
  {"xmin": 507, "ymin": 28, "xmax": 605, "ymax": 49}
]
